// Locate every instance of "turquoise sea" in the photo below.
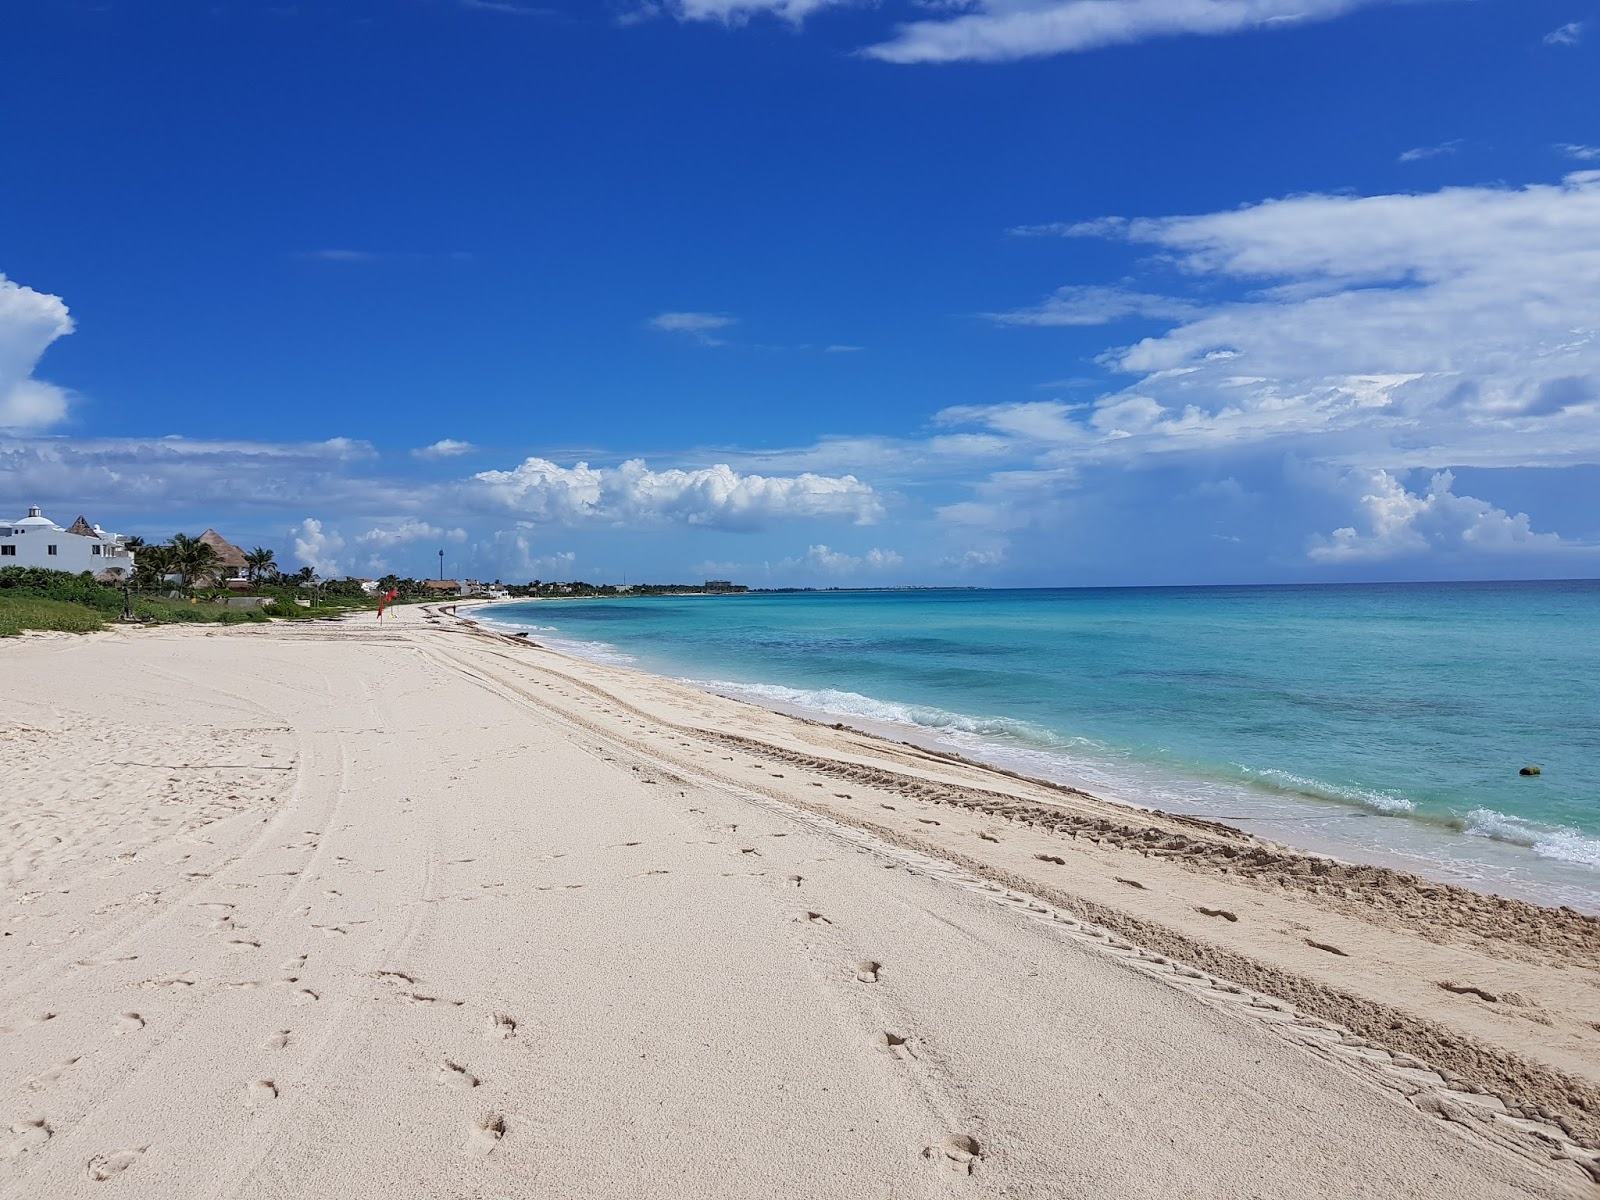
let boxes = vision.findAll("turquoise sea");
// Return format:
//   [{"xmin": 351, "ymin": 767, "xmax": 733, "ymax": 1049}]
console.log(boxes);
[{"xmin": 475, "ymin": 582, "xmax": 1600, "ymax": 910}]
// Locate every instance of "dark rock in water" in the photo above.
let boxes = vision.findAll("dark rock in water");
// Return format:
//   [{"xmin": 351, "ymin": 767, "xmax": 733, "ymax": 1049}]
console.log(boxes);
[{"xmin": 1519, "ymin": 766, "xmax": 1542, "ymax": 776}]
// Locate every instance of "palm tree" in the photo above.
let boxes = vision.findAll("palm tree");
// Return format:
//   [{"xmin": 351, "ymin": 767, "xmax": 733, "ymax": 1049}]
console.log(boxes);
[
  {"xmin": 121, "ymin": 535, "xmax": 146, "ymax": 550},
  {"xmin": 168, "ymin": 533, "xmax": 220, "ymax": 591},
  {"xmin": 133, "ymin": 544, "xmax": 174, "ymax": 591},
  {"xmin": 293, "ymin": 566, "xmax": 317, "ymax": 586},
  {"xmin": 244, "ymin": 546, "xmax": 278, "ymax": 586}
]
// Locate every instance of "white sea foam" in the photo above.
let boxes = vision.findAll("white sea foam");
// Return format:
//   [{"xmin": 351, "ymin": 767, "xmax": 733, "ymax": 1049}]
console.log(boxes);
[
  {"xmin": 1463, "ymin": 808, "xmax": 1600, "ymax": 869},
  {"xmin": 685, "ymin": 678, "xmax": 1059, "ymax": 745},
  {"xmin": 1243, "ymin": 767, "xmax": 1417, "ymax": 814}
]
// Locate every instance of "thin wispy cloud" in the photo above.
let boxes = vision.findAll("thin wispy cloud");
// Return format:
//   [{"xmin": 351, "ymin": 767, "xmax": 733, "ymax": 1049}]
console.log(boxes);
[
  {"xmin": 295, "ymin": 250, "xmax": 476, "ymax": 264},
  {"xmin": 647, "ymin": 311, "xmax": 738, "ymax": 345},
  {"xmin": 1559, "ymin": 143, "xmax": 1600, "ymax": 162},
  {"xmin": 646, "ymin": 0, "xmax": 1413, "ymax": 63},
  {"xmin": 1398, "ymin": 140, "xmax": 1461, "ymax": 163},
  {"xmin": 1544, "ymin": 20, "xmax": 1585, "ymax": 46},
  {"xmin": 985, "ymin": 284, "xmax": 1196, "ymax": 327},
  {"xmin": 658, "ymin": 0, "xmax": 848, "ymax": 23},
  {"xmin": 458, "ymin": 0, "xmax": 555, "ymax": 13},
  {"xmin": 862, "ymin": 0, "xmax": 1398, "ymax": 64}
]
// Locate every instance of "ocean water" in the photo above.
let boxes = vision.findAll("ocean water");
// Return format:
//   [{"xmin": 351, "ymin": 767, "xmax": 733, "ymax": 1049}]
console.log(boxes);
[{"xmin": 473, "ymin": 583, "xmax": 1600, "ymax": 910}]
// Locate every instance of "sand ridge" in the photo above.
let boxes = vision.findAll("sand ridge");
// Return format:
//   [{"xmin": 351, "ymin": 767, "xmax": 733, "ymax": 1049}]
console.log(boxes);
[{"xmin": 0, "ymin": 608, "xmax": 1595, "ymax": 1197}]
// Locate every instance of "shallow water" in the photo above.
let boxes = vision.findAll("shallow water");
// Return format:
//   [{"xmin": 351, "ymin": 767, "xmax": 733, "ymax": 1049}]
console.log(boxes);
[{"xmin": 476, "ymin": 582, "xmax": 1600, "ymax": 909}]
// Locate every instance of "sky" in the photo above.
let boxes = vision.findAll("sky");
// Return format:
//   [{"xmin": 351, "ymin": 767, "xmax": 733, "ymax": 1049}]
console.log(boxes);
[{"xmin": 2, "ymin": 0, "xmax": 1597, "ymax": 587}]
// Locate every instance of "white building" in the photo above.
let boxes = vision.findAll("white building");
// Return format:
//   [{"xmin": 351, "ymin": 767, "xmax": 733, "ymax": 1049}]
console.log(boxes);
[{"xmin": 0, "ymin": 505, "xmax": 136, "ymax": 580}]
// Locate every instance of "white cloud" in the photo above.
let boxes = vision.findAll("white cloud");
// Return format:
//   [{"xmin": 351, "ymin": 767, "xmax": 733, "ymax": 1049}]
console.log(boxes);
[
  {"xmin": 412, "ymin": 438, "xmax": 476, "ymax": 459},
  {"xmin": 863, "ymin": 0, "xmax": 1390, "ymax": 64},
  {"xmin": 1398, "ymin": 140, "xmax": 1460, "ymax": 163},
  {"xmin": 291, "ymin": 518, "xmax": 346, "ymax": 577},
  {"xmin": 358, "ymin": 519, "xmax": 468, "ymax": 546},
  {"xmin": 1544, "ymin": 21, "xmax": 1584, "ymax": 46},
  {"xmin": 981, "ymin": 172, "xmax": 1600, "ymax": 471},
  {"xmin": 1559, "ymin": 144, "xmax": 1600, "ymax": 162},
  {"xmin": 0, "ymin": 274, "xmax": 75, "ymax": 432},
  {"xmin": 986, "ymin": 284, "xmax": 1196, "ymax": 327},
  {"xmin": 647, "ymin": 311, "xmax": 737, "ymax": 345},
  {"xmin": 479, "ymin": 527, "xmax": 578, "ymax": 579},
  {"xmin": 802, "ymin": 543, "xmax": 903, "ymax": 572},
  {"xmin": 0, "ymin": 434, "xmax": 390, "ymax": 518},
  {"xmin": 660, "ymin": 0, "xmax": 847, "ymax": 22},
  {"xmin": 474, "ymin": 457, "xmax": 882, "ymax": 530},
  {"xmin": 1307, "ymin": 470, "xmax": 1565, "ymax": 562}
]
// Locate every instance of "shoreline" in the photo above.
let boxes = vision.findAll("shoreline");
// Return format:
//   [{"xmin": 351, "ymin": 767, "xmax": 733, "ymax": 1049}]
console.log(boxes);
[
  {"xmin": 460, "ymin": 602, "xmax": 1600, "ymax": 915},
  {"xmin": 3, "ymin": 608, "xmax": 1598, "ymax": 1196}
]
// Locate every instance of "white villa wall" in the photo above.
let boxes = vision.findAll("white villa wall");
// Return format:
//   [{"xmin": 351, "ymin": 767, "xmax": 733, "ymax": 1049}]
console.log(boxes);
[{"xmin": 0, "ymin": 507, "xmax": 136, "ymax": 578}]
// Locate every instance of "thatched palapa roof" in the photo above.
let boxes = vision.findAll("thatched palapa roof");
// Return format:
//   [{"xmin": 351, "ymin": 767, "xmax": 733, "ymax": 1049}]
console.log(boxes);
[{"xmin": 198, "ymin": 529, "xmax": 249, "ymax": 570}]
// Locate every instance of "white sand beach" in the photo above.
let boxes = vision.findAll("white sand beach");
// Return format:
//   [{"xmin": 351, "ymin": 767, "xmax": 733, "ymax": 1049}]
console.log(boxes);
[{"xmin": 3, "ymin": 606, "xmax": 1597, "ymax": 1198}]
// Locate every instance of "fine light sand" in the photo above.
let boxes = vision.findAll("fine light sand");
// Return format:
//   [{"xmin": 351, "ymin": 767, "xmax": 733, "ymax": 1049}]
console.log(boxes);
[{"xmin": 2, "ymin": 606, "xmax": 1597, "ymax": 1198}]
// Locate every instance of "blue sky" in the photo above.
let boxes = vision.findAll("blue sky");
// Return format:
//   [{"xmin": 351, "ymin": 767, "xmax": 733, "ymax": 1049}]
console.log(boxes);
[{"xmin": 2, "ymin": 0, "xmax": 1597, "ymax": 585}]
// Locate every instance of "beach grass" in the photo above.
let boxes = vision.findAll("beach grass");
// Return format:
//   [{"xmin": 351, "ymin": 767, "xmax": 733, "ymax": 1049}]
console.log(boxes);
[{"xmin": 0, "ymin": 595, "xmax": 109, "ymax": 637}]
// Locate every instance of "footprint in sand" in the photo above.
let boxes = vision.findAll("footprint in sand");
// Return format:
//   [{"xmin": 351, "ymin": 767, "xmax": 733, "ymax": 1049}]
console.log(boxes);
[
  {"xmin": 1196, "ymin": 906, "xmax": 1239, "ymax": 922},
  {"xmin": 6, "ymin": 1118, "xmax": 50, "ymax": 1159},
  {"xmin": 487, "ymin": 1013, "xmax": 517, "ymax": 1040},
  {"xmin": 228, "ymin": 939, "xmax": 262, "ymax": 950},
  {"xmin": 437, "ymin": 1061, "xmax": 480, "ymax": 1089},
  {"xmin": 25, "ymin": 1057, "xmax": 81, "ymax": 1091},
  {"xmin": 115, "ymin": 1012, "xmax": 145, "ymax": 1033},
  {"xmin": 402, "ymin": 992, "xmax": 464, "ymax": 1008},
  {"xmin": 245, "ymin": 1079, "xmax": 278, "ymax": 1106},
  {"xmin": 467, "ymin": 1113, "xmax": 506, "ymax": 1158},
  {"xmin": 872, "ymin": 1031, "xmax": 912, "ymax": 1056},
  {"xmin": 1, "ymin": 1013, "xmax": 56, "ymax": 1035},
  {"xmin": 799, "ymin": 911, "xmax": 831, "ymax": 924},
  {"xmin": 854, "ymin": 960, "xmax": 882, "ymax": 983},
  {"xmin": 289, "ymin": 988, "xmax": 319, "ymax": 1006},
  {"xmin": 86, "ymin": 1147, "xmax": 146, "ymax": 1181},
  {"xmin": 924, "ymin": 1134, "xmax": 983, "ymax": 1175},
  {"xmin": 264, "ymin": 1030, "xmax": 292, "ymax": 1050},
  {"xmin": 282, "ymin": 955, "xmax": 308, "ymax": 971}
]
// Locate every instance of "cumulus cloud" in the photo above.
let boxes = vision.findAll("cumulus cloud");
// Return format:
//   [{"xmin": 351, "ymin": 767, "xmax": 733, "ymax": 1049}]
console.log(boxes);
[
  {"xmin": 863, "ymin": 0, "xmax": 1393, "ymax": 64},
  {"xmin": 802, "ymin": 543, "xmax": 903, "ymax": 572},
  {"xmin": 1307, "ymin": 470, "xmax": 1565, "ymax": 562},
  {"xmin": 478, "ymin": 527, "xmax": 579, "ymax": 579},
  {"xmin": 358, "ymin": 519, "xmax": 468, "ymax": 546},
  {"xmin": 412, "ymin": 438, "xmax": 476, "ymax": 459},
  {"xmin": 0, "ymin": 274, "xmax": 75, "ymax": 432},
  {"xmin": 1544, "ymin": 21, "xmax": 1584, "ymax": 46},
  {"xmin": 986, "ymin": 285, "xmax": 1196, "ymax": 327},
  {"xmin": 473, "ymin": 457, "xmax": 882, "ymax": 530},
  {"xmin": 291, "ymin": 517, "xmax": 346, "ymax": 577},
  {"xmin": 647, "ymin": 311, "xmax": 737, "ymax": 345}
]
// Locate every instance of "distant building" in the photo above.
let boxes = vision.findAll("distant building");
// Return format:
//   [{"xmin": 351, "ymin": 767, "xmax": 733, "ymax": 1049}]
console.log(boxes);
[
  {"xmin": 704, "ymin": 579, "xmax": 747, "ymax": 593},
  {"xmin": 424, "ymin": 579, "xmax": 464, "ymax": 596},
  {"xmin": 198, "ymin": 529, "xmax": 251, "ymax": 588},
  {"xmin": 0, "ymin": 505, "xmax": 136, "ymax": 580}
]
